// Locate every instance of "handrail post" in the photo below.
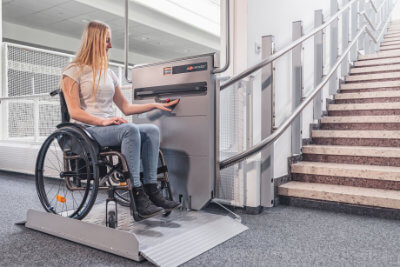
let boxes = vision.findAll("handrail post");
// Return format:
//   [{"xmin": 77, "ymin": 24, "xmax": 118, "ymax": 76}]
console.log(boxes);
[
  {"xmin": 358, "ymin": 0, "xmax": 366, "ymax": 52},
  {"xmin": 314, "ymin": 10, "xmax": 324, "ymax": 121},
  {"xmin": 261, "ymin": 35, "xmax": 274, "ymax": 208},
  {"xmin": 350, "ymin": 0, "xmax": 358, "ymax": 61},
  {"xmin": 330, "ymin": 0, "xmax": 339, "ymax": 95},
  {"xmin": 342, "ymin": 0, "xmax": 351, "ymax": 77},
  {"xmin": 291, "ymin": 21, "xmax": 303, "ymax": 155}
]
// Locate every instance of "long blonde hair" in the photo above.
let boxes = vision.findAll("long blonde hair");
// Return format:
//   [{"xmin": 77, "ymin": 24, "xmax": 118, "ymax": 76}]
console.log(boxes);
[{"xmin": 68, "ymin": 21, "xmax": 110, "ymax": 98}]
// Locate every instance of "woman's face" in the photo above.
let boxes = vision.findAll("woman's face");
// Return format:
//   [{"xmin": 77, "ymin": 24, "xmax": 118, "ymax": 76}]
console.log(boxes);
[{"xmin": 106, "ymin": 29, "xmax": 112, "ymax": 55}]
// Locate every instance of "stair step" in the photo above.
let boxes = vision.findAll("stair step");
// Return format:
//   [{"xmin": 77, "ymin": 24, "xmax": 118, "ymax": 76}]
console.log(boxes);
[
  {"xmin": 333, "ymin": 90, "xmax": 400, "ymax": 104},
  {"xmin": 328, "ymin": 102, "xmax": 400, "ymax": 111},
  {"xmin": 358, "ymin": 50, "xmax": 400, "ymax": 61},
  {"xmin": 384, "ymin": 33, "xmax": 400, "ymax": 38},
  {"xmin": 382, "ymin": 37, "xmax": 400, "ymax": 43},
  {"xmin": 380, "ymin": 45, "xmax": 400, "ymax": 51},
  {"xmin": 353, "ymin": 57, "xmax": 400, "ymax": 67},
  {"xmin": 313, "ymin": 130, "xmax": 400, "ymax": 139},
  {"xmin": 278, "ymin": 181, "xmax": 400, "ymax": 210},
  {"xmin": 301, "ymin": 145, "xmax": 400, "ymax": 166},
  {"xmin": 350, "ymin": 64, "xmax": 400, "ymax": 74},
  {"xmin": 322, "ymin": 115, "xmax": 400, "ymax": 123},
  {"xmin": 340, "ymin": 80, "xmax": 400, "ymax": 90},
  {"xmin": 381, "ymin": 40, "xmax": 400, "ymax": 47},
  {"xmin": 312, "ymin": 130, "xmax": 400, "ymax": 147},
  {"xmin": 328, "ymin": 102, "xmax": 400, "ymax": 116},
  {"xmin": 321, "ymin": 115, "xmax": 400, "ymax": 130},
  {"xmin": 292, "ymin": 161, "xmax": 400, "ymax": 181},
  {"xmin": 345, "ymin": 72, "xmax": 400, "ymax": 82}
]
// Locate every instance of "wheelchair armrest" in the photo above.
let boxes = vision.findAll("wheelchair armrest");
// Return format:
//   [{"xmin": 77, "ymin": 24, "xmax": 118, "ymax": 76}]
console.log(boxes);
[{"xmin": 56, "ymin": 122, "xmax": 96, "ymax": 141}]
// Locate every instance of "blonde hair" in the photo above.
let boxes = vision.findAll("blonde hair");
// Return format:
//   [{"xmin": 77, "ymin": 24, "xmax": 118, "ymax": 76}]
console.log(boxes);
[{"xmin": 66, "ymin": 21, "xmax": 110, "ymax": 99}]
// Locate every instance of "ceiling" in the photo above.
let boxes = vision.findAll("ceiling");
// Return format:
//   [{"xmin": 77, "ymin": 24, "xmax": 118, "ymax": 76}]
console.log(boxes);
[{"xmin": 2, "ymin": 0, "xmax": 221, "ymax": 61}]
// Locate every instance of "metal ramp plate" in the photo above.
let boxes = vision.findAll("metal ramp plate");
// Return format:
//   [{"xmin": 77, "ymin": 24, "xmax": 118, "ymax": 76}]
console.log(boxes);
[{"xmin": 25, "ymin": 203, "xmax": 247, "ymax": 266}]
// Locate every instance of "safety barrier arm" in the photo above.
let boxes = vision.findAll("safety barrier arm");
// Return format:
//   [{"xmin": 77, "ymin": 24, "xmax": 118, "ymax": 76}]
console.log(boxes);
[
  {"xmin": 219, "ymin": 0, "xmax": 397, "ymax": 169},
  {"xmin": 213, "ymin": 0, "xmax": 231, "ymax": 74}
]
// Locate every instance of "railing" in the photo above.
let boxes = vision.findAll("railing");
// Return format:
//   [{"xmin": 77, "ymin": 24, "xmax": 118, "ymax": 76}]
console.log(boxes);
[
  {"xmin": 219, "ymin": 0, "xmax": 397, "ymax": 169},
  {"xmin": 0, "ymin": 42, "xmax": 133, "ymax": 142}
]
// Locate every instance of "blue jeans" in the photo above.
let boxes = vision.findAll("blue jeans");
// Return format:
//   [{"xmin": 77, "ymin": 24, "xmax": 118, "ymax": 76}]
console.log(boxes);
[{"xmin": 85, "ymin": 123, "xmax": 160, "ymax": 187}]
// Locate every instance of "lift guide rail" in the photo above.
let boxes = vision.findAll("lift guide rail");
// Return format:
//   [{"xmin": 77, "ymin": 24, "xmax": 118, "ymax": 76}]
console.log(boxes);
[{"xmin": 26, "ymin": 205, "xmax": 247, "ymax": 266}]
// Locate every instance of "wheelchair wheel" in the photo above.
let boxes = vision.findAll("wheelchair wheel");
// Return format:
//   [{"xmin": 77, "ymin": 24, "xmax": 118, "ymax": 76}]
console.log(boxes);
[{"xmin": 35, "ymin": 129, "xmax": 99, "ymax": 220}]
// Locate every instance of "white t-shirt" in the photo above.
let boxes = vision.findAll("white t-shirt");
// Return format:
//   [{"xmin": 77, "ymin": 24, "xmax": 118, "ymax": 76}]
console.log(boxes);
[{"xmin": 62, "ymin": 63, "xmax": 120, "ymax": 124}]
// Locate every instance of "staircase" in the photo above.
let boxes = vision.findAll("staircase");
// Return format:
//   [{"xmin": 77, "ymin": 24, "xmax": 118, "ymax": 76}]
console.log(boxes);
[{"xmin": 279, "ymin": 20, "xmax": 400, "ymax": 219}]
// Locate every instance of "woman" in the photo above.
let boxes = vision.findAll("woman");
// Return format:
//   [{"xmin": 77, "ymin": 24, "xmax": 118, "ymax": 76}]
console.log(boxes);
[{"xmin": 62, "ymin": 21, "xmax": 180, "ymax": 219}]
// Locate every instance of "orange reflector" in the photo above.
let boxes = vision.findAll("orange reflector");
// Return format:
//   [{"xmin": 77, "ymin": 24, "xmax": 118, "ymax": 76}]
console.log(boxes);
[
  {"xmin": 57, "ymin": 195, "xmax": 66, "ymax": 203},
  {"xmin": 120, "ymin": 182, "xmax": 127, "ymax": 186}
]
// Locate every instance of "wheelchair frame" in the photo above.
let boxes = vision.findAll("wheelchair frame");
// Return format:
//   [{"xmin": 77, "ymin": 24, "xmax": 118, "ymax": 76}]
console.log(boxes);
[{"xmin": 35, "ymin": 89, "xmax": 174, "ymax": 227}]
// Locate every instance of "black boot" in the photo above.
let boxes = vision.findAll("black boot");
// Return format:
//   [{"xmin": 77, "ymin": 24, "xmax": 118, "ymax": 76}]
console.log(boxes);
[
  {"xmin": 143, "ymin": 183, "xmax": 181, "ymax": 211},
  {"xmin": 132, "ymin": 186, "xmax": 163, "ymax": 218}
]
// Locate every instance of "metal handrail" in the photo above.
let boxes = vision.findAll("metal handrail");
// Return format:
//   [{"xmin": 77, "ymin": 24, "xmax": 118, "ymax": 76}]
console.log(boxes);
[
  {"xmin": 220, "ymin": 0, "xmax": 358, "ymax": 90},
  {"xmin": 219, "ymin": 0, "xmax": 396, "ymax": 169},
  {"xmin": 213, "ymin": 0, "xmax": 231, "ymax": 74},
  {"xmin": 369, "ymin": 0, "xmax": 379, "ymax": 12}
]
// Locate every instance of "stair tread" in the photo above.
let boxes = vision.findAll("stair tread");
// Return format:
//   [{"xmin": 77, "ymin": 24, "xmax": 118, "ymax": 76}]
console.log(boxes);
[
  {"xmin": 312, "ymin": 130, "xmax": 400, "ymax": 138},
  {"xmin": 278, "ymin": 181, "xmax": 400, "ymax": 209},
  {"xmin": 292, "ymin": 161, "xmax": 400, "ymax": 176},
  {"xmin": 346, "ymin": 72, "xmax": 400, "ymax": 82},
  {"xmin": 353, "ymin": 57, "xmax": 400, "ymax": 67},
  {"xmin": 340, "ymin": 80, "xmax": 400, "ymax": 90},
  {"xmin": 350, "ymin": 64, "xmax": 400, "ymax": 74},
  {"xmin": 322, "ymin": 115, "xmax": 400, "ymax": 123},
  {"xmin": 302, "ymin": 144, "xmax": 400, "ymax": 157},
  {"xmin": 328, "ymin": 102, "xmax": 400, "ymax": 110},
  {"xmin": 358, "ymin": 51, "xmax": 400, "ymax": 61},
  {"xmin": 334, "ymin": 90, "xmax": 400, "ymax": 99}
]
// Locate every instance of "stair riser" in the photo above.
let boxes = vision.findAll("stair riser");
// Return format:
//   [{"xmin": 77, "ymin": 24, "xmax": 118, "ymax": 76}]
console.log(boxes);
[
  {"xmin": 328, "ymin": 110, "xmax": 400, "ymax": 116},
  {"xmin": 320, "ymin": 123, "xmax": 400, "ymax": 130},
  {"xmin": 345, "ymin": 78, "xmax": 400, "ymax": 83},
  {"xmin": 313, "ymin": 138, "xmax": 400, "ymax": 147},
  {"xmin": 334, "ymin": 97, "xmax": 400, "ymax": 104},
  {"xmin": 302, "ymin": 154, "xmax": 400, "ymax": 167},
  {"xmin": 340, "ymin": 87, "xmax": 400, "ymax": 93},
  {"xmin": 292, "ymin": 173, "xmax": 400, "ymax": 190}
]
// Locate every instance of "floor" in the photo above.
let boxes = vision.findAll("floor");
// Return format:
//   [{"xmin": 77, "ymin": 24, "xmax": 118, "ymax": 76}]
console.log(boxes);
[{"xmin": 1, "ymin": 171, "xmax": 400, "ymax": 266}]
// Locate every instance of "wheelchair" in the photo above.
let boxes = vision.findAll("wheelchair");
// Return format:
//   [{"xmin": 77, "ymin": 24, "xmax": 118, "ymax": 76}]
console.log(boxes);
[{"xmin": 34, "ymin": 89, "xmax": 175, "ymax": 228}]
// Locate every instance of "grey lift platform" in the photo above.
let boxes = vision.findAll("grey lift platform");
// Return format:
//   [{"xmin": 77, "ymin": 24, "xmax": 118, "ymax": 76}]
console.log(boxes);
[{"xmin": 25, "ymin": 204, "xmax": 247, "ymax": 266}]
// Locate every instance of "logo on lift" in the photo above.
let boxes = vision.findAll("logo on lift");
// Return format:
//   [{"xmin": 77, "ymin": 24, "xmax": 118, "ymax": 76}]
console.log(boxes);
[
  {"xmin": 172, "ymin": 62, "xmax": 208, "ymax": 74},
  {"xmin": 163, "ymin": 67, "xmax": 172, "ymax": 75}
]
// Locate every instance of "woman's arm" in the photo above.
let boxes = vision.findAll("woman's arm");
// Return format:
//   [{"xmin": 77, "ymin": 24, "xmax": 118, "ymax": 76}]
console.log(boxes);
[
  {"xmin": 113, "ymin": 85, "xmax": 179, "ymax": 116},
  {"xmin": 62, "ymin": 76, "xmax": 127, "ymax": 126}
]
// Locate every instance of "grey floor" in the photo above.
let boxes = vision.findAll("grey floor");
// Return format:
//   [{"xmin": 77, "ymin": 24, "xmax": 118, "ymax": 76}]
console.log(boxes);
[{"xmin": 2, "ymin": 171, "xmax": 400, "ymax": 266}]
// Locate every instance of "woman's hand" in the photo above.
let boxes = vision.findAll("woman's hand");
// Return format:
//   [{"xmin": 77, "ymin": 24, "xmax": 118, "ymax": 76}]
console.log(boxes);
[
  {"xmin": 100, "ymin": 116, "xmax": 128, "ymax": 126},
  {"xmin": 152, "ymin": 99, "xmax": 180, "ymax": 112}
]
